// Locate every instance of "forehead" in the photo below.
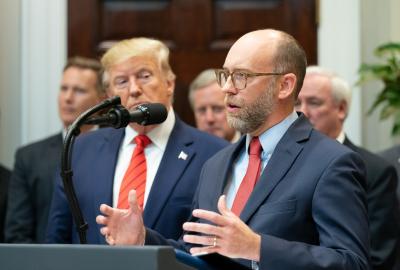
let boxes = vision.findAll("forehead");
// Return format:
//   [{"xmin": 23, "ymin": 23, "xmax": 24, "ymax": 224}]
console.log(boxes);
[
  {"xmin": 224, "ymin": 36, "xmax": 276, "ymax": 70},
  {"xmin": 109, "ymin": 56, "xmax": 160, "ymax": 75},
  {"xmin": 62, "ymin": 67, "xmax": 96, "ymax": 83},
  {"xmin": 300, "ymin": 74, "xmax": 332, "ymax": 98},
  {"xmin": 193, "ymin": 82, "xmax": 225, "ymax": 103}
]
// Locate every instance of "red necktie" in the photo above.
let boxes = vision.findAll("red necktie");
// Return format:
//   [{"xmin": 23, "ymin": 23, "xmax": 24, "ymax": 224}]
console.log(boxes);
[
  {"xmin": 118, "ymin": 135, "xmax": 151, "ymax": 209},
  {"xmin": 231, "ymin": 137, "xmax": 262, "ymax": 216}
]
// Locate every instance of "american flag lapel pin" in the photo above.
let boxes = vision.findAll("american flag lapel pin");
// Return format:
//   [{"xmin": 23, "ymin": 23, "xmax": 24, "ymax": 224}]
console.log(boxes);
[{"xmin": 178, "ymin": 151, "xmax": 188, "ymax": 160}]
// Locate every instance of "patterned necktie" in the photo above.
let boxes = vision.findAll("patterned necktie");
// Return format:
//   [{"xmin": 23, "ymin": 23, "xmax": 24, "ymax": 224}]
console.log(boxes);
[
  {"xmin": 231, "ymin": 136, "xmax": 262, "ymax": 216},
  {"xmin": 118, "ymin": 134, "xmax": 151, "ymax": 209}
]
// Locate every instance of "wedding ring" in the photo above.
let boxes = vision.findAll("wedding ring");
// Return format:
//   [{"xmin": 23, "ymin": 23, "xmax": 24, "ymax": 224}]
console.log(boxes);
[{"xmin": 212, "ymin": 236, "xmax": 217, "ymax": 247}]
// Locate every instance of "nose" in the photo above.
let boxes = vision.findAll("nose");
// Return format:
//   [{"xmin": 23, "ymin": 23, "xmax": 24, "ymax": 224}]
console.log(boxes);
[
  {"xmin": 128, "ymin": 78, "xmax": 142, "ymax": 97},
  {"xmin": 63, "ymin": 88, "xmax": 74, "ymax": 102},
  {"xmin": 221, "ymin": 75, "xmax": 238, "ymax": 94},
  {"xmin": 204, "ymin": 107, "xmax": 215, "ymax": 122}
]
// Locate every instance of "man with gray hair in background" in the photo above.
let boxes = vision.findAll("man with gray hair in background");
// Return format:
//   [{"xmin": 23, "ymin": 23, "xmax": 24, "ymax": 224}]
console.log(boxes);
[
  {"xmin": 296, "ymin": 65, "xmax": 400, "ymax": 270},
  {"xmin": 189, "ymin": 69, "xmax": 240, "ymax": 142}
]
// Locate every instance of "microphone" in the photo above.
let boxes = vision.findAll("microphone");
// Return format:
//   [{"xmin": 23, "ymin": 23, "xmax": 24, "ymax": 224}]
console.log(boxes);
[{"xmin": 84, "ymin": 103, "xmax": 168, "ymax": 129}]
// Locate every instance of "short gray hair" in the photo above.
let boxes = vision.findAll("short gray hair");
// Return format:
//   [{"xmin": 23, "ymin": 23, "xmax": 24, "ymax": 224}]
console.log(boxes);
[
  {"xmin": 306, "ymin": 66, "xmax": 352, "ymax": 117},
  {"xmin": 188, "ymin": 69, "xmax": 217, "ymax": 108}
]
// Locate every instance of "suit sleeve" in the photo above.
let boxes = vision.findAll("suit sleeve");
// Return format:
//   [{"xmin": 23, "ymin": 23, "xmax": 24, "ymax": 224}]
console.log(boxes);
[
  {"xmin": 258, "ymin": 151, "xmax": 370, "ymax": 270},
  {"xmin": 45, "ymin": 173, "xmax": 73, "ymax": 243},
  {"xmin": 5, "ymin": 149, "xmax": 36, "ymax": 243}
]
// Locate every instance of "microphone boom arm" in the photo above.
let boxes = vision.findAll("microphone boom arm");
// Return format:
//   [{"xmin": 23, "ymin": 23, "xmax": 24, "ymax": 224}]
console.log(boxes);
[{"xmin": 61, "ymin": 96, "xmax": 121, "ymax": 244}]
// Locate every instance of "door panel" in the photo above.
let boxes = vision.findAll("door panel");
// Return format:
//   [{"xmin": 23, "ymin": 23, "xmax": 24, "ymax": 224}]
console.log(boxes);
[{"xmin": 68, "ymin": 0, "xmax": 317, "ymax": 125}]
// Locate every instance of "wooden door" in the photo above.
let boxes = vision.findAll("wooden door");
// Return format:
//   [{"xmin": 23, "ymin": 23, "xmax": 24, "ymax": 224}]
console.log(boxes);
[{"xmin": 68, "ymin": 0, "xmax": 317, "ymax": 125}]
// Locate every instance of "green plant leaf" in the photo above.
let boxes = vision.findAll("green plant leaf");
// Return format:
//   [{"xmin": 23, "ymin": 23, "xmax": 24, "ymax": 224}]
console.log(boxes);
[
  {"xmin": 358, "ymin": 64, "xmax": 394, "ymax": 84},
  {"xmin": 375, "ymin": 42, "xmax": 400, "ymax": 57},
  {"xmin": 359, "ymin": 41, "xmax": 400, "ymax": 135}
]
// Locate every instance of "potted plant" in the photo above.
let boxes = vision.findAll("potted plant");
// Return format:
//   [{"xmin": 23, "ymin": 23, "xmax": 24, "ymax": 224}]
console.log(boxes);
[{"xmin": 358, "ymin": 42, "xmax": 400, "ymax": 135}]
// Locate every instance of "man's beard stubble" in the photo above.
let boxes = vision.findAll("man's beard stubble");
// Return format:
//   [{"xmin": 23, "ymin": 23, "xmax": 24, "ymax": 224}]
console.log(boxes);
[{"xmin": 226, "ymin": 80, "xmax": 277, "ymax": 134}]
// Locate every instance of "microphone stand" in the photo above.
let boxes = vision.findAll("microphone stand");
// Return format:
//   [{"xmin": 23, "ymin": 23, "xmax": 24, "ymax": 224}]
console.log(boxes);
[{"xmin": 60, "ymin": 96, "xmax": 121, "ymax": 244}]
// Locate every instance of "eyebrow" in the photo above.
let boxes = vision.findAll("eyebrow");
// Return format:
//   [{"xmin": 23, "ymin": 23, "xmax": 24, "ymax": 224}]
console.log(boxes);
[{"xmin": 221, "ymin": 67, "xmax": 253, "ymax": 73}]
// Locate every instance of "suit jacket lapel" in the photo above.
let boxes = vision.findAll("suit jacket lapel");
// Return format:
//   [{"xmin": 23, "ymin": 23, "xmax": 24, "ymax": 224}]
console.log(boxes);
[
  {"xmin": 240, "ymin": 115, "xmax": 312, "ymax": 223},
  {"xmin": 93, "ymin": 129, "xmax": 125, "ymax": 219},
  {"xmin": 143, "ymin": 119, "xmax": 195, "ymax": 227}
]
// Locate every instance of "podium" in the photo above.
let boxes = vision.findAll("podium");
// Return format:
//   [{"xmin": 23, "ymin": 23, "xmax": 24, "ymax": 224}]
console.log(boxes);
[{"xmin": 0, "ymin": 244, "xmax": 194, "ymax": 270}]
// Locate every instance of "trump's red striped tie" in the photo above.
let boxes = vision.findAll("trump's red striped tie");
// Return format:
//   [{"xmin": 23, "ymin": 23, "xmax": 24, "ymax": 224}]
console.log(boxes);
[{"xmin": 118, "ymin": 134, "xmax": 151, "ymax": 209}]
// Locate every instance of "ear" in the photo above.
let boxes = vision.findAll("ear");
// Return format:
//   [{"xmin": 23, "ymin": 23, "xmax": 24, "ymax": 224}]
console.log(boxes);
[
  {"xmin": 277, "ymin": 73, "xmax": 296, "ymax": 100},
  {"xmin": 166, "ymin": 78, "xmax": 175, "ymax": 98},
  {"xmin": 337, "ymin": 100, "xmax": 348, "ymax": 122}
]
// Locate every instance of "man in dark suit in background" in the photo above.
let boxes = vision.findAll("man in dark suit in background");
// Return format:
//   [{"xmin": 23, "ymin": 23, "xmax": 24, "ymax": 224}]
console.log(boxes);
[
  {"xmin": 46, "ymin": 37, "xmax": 228, "ymax": 244},
  {"xmin": 96, "ymin": 29, "xmax": 370, "ymax": 270},
  {"xmin": 0, "ymin": 164, "xmax": 11, "ymax": 242},
  {"xmin": 380, "ymin": 146, "xmax": 400, "ymax": 202},
  {"xmin": 5, "ymin": 57, "xmax": 106, "ymax": 243},
  {"xmin": 296, "ymin": 65, "xmax": 400, "ymax": 270}
]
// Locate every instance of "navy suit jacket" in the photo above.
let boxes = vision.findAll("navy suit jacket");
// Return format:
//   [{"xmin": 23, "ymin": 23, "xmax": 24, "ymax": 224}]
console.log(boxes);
[
  {"xmin": 46, "ymin": 117, "xmax": 228, "ymax": 243},
  {"xmin": 146, "ymin": 115, "xmax": 370, "ymax": 270},
  {"xmin": 5, "ymin": 133, "xmax": 63, "ymax": 243}
]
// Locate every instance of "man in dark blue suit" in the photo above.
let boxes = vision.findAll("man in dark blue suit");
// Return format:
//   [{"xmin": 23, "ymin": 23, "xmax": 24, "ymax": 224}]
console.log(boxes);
[
  {"xmin": 46, "ymin": 37, "xmax": 228, "ymax": 243},
  {"xmin": 96, "ymin": 30, "xmax": 370, "ymax": 269}
]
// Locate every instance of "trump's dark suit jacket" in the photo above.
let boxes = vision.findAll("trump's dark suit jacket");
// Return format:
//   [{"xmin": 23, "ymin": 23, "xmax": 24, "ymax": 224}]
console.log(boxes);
[
  {"xmin": 0, "ymin": 164, "xmax": 11, "ymax": 242},
  {"xmin": 5, "ymin": 133, "xmax": 63, "ymax": 243},
  {"xmin": 46, "ymin": 117, "xmax": 228, "ymax": 243},
  {"xmin": 146, "ymin": 115, "xmax": 370, "ymax": 270},
  {"xmin": 344, "ymin": 137, "xmax": 400, "ymax": 270}
]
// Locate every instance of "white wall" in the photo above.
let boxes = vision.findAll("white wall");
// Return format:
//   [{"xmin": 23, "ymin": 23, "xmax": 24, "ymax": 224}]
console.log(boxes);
[
  {"xmin": 318, "ymin": 0, "xmax": 362, "ymax": 145},
  {"xmin": 0, "ymin": 0, "xmax": 66, "ymax": 168},
  {"xmin": 21, "ymin": 0, "xmax": 66, "ymax": 144},
  {"xmin": 0, "ymin": 0, "xmax": 21, "ymax": 169}
]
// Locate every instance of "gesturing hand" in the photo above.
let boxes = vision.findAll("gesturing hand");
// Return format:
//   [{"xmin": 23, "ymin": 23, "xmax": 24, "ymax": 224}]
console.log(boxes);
[
  {"xmin": 182, "ymin": 195, "xmax": 261, "ymax": 261},
  {"xmin": 96, "ymin": 189, "xmax": 145, "ymax": 246}
]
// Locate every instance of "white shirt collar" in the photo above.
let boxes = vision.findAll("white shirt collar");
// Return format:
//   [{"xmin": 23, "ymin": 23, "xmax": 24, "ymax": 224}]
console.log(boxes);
[
  {"xmin": 336, "ymin": 130, "xmax": 345, "ymax": 144},
  {"xmin": 245, "ymin": 110, "xmax": 298, "ymax": 159}
]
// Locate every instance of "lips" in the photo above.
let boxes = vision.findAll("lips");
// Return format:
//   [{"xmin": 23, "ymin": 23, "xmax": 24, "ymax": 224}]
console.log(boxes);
[
  {"xmin": 61, "ymin": 107, "xmax": 75, "ymax": 114},
  {"xmin": 226, "ymin": 99, "xmax": 241, "ymax": 114}
]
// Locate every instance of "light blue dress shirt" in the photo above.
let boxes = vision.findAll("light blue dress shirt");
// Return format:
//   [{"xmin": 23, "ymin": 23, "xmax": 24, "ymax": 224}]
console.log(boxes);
[{"xmin": 224, "ymin": 111, "xmax": 299, "ymax": 209}]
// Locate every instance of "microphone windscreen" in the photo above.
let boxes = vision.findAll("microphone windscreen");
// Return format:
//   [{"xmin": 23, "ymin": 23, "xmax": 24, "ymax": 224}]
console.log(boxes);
[{"xmin": 136, "ymin": 103, "xmax": 168, "ymax": 125}]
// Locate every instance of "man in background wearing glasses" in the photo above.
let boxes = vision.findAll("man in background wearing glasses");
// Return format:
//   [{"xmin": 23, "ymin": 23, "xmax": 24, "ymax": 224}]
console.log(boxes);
[{"xmin": 96, "ymin": 29, "xmax": 369, "ymax": 270}]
